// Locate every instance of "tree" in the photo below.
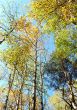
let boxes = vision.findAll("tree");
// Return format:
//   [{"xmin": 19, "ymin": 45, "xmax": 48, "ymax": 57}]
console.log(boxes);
[
  {"xmin": 30, "ymin": 1, "xmax": 77, "ymax": 109},
  {"xmin": 45, "ymin": 53, "xmax": 77, "ymax": 110},
  {"xmin": 0, "ymin": 3, "xmax": 49, "ymax": 109},
  {"xmin": 30, "ymin": 0, "xmax": 77, "ymax": 29}
]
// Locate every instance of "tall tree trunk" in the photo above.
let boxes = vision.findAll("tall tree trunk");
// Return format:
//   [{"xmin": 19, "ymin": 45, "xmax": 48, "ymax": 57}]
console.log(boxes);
[
  {"xmin": 40, "ymin": 56, "xmax": 44, "ymax": 110},
  {"xmin": 33, "ymin": 39, "xmax": 38, "ymax": 110}
]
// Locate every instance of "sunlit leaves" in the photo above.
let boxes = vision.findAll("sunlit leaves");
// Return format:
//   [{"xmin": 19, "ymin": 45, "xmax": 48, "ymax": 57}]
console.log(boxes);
[
  {"xmin": 49, "ymin": 92, "xmax": 66, "ymax": 110},
  {"xmin": 31, "ymin": 0, "xmax": 77, "ymax": 24},
  {"xmin": 11, "ymin": 16, "xmax": 40, "ymax": 45},
  {"xmin": 30, "ymin": 0, "xmax": 57, "ymax": 21},
  {"xmin": 2, "ymin": 44, "xmax": 30, "ymax": 71},
  {"xmin": 30, "ymin": 0, "xmax": 77, "ymax": 36},
  {"xmin": 43, "ymin": 15, "xmax": 59, "ymax": 33}
]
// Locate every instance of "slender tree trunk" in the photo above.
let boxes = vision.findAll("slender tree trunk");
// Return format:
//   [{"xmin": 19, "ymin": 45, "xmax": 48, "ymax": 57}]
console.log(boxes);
[
  {"xmin": 17, "ymin": 73, "xmax": 25, "ymax": 110},
  {"xmin": 33, "ymin": 39, "xmax": 38, "ymax": 110},
  {"xmin": 40, "ymin": 56, "xmax": 44, "ymax": 110},
  {"xmin": 16, "ymin": 84, "xmax": 23, "ymax": 110},
  {"xmin": 70, "ymin": 73, "xmax": 75, "ymax": 110},
  {"xmin": 40, "ymin": 82, "xmax": 44, "ymax": 110},
  {"xmin": 4, "ymin": 66, "xmax": 16, "ymax": 110}
]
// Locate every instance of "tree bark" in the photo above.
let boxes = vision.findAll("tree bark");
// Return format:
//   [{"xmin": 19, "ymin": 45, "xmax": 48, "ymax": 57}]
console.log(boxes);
[
  {"xmin": 4, "ymin": 66, "xmax": 16, "ymax": 110},
  {"xmin": 40, "ymin": 56, "xmax": 44, "ymax": 110},
  {"xmin": 33, "ymin": 39, "xmax": 38, "ymax": 110}
]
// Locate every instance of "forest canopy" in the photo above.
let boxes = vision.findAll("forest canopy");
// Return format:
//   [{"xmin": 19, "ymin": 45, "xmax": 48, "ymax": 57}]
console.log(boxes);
[{"xmin": 0, "ymin": 0, "xmax": 77, "ymax": 110}]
